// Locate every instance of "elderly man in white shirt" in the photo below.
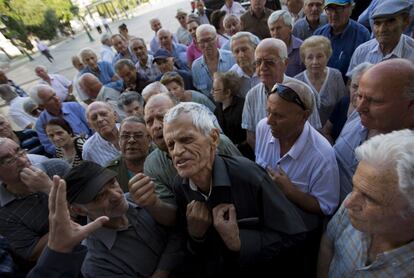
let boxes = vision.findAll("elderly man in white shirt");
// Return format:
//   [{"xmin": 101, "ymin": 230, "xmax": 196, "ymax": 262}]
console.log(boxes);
[
  {"xmin": 100, "ymin": 33, "xmax": 116, "ymax": 64},
  {"xmin": 35, "ymin": 65, "xmax": 72, "ymax": 102},
  {"xmin": 82, "ymin": 101, "xmax": 121, "ymax": 166},
  {"xmin": 220, "ymin": 0, "xmax": 246, "ymax": 17},
  {"xmin": 0, "ymin": 84, "xmax": 37, "ymax": 129}
]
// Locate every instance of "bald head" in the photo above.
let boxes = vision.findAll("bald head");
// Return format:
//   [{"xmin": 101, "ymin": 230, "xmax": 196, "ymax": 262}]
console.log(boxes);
[
  {"xmin": 157, "ymin": 28, "xmax": 173, "ymax": 49},
  {"xmin": 255, "ymin": 38, "xmax": 288, "ymax": 60},
  {"xmin": 79, "ymin": 73, "xmax": 103, "ymax": 99},
  {"xmin": 357, "ymin": 59, "xmax": 414, "ymax": 133}
]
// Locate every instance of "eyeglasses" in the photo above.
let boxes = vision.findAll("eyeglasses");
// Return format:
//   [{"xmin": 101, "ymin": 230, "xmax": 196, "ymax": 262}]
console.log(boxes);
[
  {"xmin": 254, "ymin": 58, "xmax": 282, "ymax": 68},
  {"xmin": 0, "ymin": 149, "xmax": 27, "ymax": 166},
  {"xmin": 270, "ymin": 84, "xmax": 307, "ymax": 110},
  {"xmin": 120, "ymin": 133, "xmax": 146, "ymax": 141},
  {"xmin": 197, "ymin": 36, "xmax": 216, "ymax": 45}
]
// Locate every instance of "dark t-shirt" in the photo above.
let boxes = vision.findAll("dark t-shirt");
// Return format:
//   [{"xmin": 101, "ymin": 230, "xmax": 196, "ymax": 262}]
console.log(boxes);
[{"xmin": 329, "ymin": 95, "xmax": 350, "ymax": 142}]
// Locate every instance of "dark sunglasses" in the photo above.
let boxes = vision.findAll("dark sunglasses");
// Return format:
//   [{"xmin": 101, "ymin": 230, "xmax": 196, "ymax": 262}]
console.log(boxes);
[{"xmin": 270, "ymin": 84, "xmax": 307, "ymax": 111}]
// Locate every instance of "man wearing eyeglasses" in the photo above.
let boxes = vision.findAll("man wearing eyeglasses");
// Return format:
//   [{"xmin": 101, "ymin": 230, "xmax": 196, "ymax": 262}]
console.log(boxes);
[
  {"xmin": 314, "ymin": 0, "xmax": 370, "ymax": 80},
  {"xmin": 0, "ymin": 137, "xmax": 70, "ymax": 265},
  {"xmin": 241, "ymin": 38, "xmax": 320, "ymax": 151},
  {"xmin": 255, "ymin": 81, "xmax": 340, "ymax": 276},
  {"xmin": 106, "ymin": 116, "xmax": 153, "ymax": 192},
  {"xmin": 191, "ymin": 24, "xmax": 235, "ymax": 96}
]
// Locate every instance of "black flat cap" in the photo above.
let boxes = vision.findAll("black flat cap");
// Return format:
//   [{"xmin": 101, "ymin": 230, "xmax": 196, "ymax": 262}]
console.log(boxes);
[{"xmin": 64, "ymin": 161, "xmax": 117, "ymax": 204}]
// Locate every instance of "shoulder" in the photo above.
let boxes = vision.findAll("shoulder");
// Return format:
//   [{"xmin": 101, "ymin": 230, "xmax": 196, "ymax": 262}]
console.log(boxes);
[
  {"xmin": 220, "ymin": 154, "xmax": 268, "ymax": 182},
  {"xmin": 314, "ymin": 23, "xmax": 330, "ymax": 35}
]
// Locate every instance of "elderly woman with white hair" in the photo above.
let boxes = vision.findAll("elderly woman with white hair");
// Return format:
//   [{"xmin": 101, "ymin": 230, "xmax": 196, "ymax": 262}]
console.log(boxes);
[
  {"xmin": 321, "ymin": 62, "xmax": 373, "ymax": 143},
  {"xmin": 295, "ymin": 35, "xmax": 347, "ymax": 127},
  {"xmin": 79, "ymin": 48, "xmax": 122, "ymax": 91},
  {"xmin": 268, "ymin": 9, "xmax": 305, "ymax": 77}
]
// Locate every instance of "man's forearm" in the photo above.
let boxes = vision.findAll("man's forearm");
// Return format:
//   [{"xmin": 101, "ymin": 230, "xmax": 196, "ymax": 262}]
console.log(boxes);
[
  {"xmin": 146, "ymin": 199, "xmax": 177, "ymax": 226},
  {"xmin": 284, "ymin": 187, "xmax": 323, "ymax": 215},
  {"xmin": 317, "ymin": 233, "xmax": 334, "ymax": 278}
]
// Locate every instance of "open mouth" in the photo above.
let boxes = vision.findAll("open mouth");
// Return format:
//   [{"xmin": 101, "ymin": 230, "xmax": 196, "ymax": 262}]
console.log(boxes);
[{"xmin": 176, "ymin": 158, "xmax": 191, "ymax": 168}]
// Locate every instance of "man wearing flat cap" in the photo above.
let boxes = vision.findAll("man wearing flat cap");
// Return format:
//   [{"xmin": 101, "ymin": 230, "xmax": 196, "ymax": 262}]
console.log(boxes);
[
  {"xmin": 314, "ymin": 0, "xmax": 370, "ymax": 80},
  {"xmin": 348, "ymin": 0, "xmax": 414, "ymax": 74},
  {"xmin": 65, "ymin": 161, "xmax": 183, "ymax": 277}
]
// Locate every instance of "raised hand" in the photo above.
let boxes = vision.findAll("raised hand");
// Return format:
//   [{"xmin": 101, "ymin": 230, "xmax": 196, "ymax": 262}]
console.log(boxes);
[
  {"xmin": 128, "ymin": 173, "xmax": 159, "ymax": 208},
  {"xmin": 20, "ymin": 166, "xmax": 53, "ymax": 194},
  {"xmin": 48, "ymin": 176, "xmax": 109, "ymax": 253}
]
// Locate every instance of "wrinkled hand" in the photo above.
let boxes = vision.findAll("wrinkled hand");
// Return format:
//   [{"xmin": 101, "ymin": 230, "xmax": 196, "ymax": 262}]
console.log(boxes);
[
  {"xmin": 20, "ymin": 166, "xmax": 53, "ymax": 194},
  {"xmin": 186, "ymin": 200, "xmax": 212, "ymax": 239},
  {"xmin": 267, "ymin": 166, "xmax": 294, "ymax": 195},
  {"xmin": 128, "ymin": 173, "xmax": 159, "ymax": 208},
  {"xmin": 48, "ymin": 176, "xmax": 108, "ymax": 253},
  {"xmin": 212, "ymin": 204, "xmax": 240, "ymax": 251}
]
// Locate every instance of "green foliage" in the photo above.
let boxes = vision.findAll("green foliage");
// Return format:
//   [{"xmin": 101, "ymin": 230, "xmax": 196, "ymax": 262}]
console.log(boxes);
[{"xmin": 26, "ymin": 8, "xmax": 58, "ymax": 40}]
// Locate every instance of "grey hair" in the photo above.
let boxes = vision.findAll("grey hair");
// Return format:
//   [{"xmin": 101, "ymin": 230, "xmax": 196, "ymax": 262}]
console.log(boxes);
[
  {"xmin": 230, "ymin": 31, "xmax": 260, "ymax": 50},
  {"xmin": 156, "ymin": 28, "xmax": 172, "ymax": 38},
  {"xmin": 35, "ymin": 65, "xmax": 47, "ymax": 72},
  {"xmin": 304, "ymin": 0, "xmax": 324, "ymax": 5},
  {"xmin": 349, "ymin": 62, "xmax": 373, "ymax": 81},
  {"xmin": 114, "ymin": 59, "xmax": 135, "ymax": 72},
  {"xmin": 268, "ymin": 10, "xmax": 293, "ymax": 29},
  {"xmin": 120, "ymin": 115, "xmax": 146, "ymax": 128},
  {"xmin": 355, "ymin": 129, "xmax": 414, "ymax": 210},
  {"xmin": 101, "ymin": 33, "xmax": 112, "ymax": 44},
  {"xmin": 142, "ymin": 81, "xmax": 169, "ymax": 97},
  {"xmin": 196, "ymin": 24, "xmax": 217, "ymax": 38},
  {"xmin": 129, "ymin": 37, "xmax": 146, "ymax": 47},
  {"xmin": 257, "ymin": 38, "xmax": 288, "ymax": 60},
  {"xmin": 118, "ymin": 91, "xmax": 145, "ymax": 110},
  {"xmin": 0, "ymin": 84, "xmax": 17, "ymax": 102},
  {"xmin": 223, "ymin": 14, "xmax": 239, "ymax": 26},
  {"xmin": 164, "ymin": 102, "xmax": 219, "ymax": 136},
  {"xmin": 30, "ymin": 84, "xmax": 54, "ymax": 105},
  {"xmin": 79, "ymin": 48, "xmax": 97, "ymax": 60},
  {"xmin": 23, "ymin": 98, "xmax": 38, "ymax": 115}
]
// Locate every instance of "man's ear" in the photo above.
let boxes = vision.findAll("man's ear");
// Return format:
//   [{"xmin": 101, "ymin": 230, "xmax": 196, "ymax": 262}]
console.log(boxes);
[
  {"xmin": 210, "ymin": 128, "xmax": 220, "ymax": 149},
  {"xmin": 70, "ymin": 204, "xmax": 88, "ymax": 217}
]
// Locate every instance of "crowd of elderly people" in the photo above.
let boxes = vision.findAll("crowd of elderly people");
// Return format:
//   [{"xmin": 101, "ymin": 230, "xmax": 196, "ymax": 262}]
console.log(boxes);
[{"xmin": 0, "ymin": 0, "xmax": 414, "ymax": 277}]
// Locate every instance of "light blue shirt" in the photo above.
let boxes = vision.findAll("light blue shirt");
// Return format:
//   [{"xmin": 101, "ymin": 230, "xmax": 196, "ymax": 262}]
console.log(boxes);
[
  {"xmin": 293, "ymin": 14, "xmax": 328, "ymax": 41},
  {"xmin": 255, "ymin": 120, "xmax": 340, "ymax": 216},
  {"xmin": 112, "ymin": 48, "xmax": 138, "ymax": 65},
  {"xmin": 167, "ymin": 42, "xmax": 189, "ymax": 71},
  {"xmin": 347, "ymin": 34, "xmax": 414, "ymax": 75},
  {"xmin": 286, "ymin": 35, "xmax": 305, "ymax": 77},
  {"xmin": 81, "ymin": 61, "xmax": 123, "ymax": 92},
  {"xmin": 191, "ymin": 49, "xmax": 235, "ymax": 96},
  {"xmin": 228, "ymin": 63, "xmax": 260, "ymax": 97},
  {"xmin": 333, "ymin": 115, "xmax": 368, "ymax": 202},
  {"xmin": 36, "ymin": 102, "xmax": 93, "ymax": 155}
]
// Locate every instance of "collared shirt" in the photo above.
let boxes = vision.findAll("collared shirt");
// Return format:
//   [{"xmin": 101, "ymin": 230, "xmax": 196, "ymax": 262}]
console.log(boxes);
[
  {"xmin": 144, "ymin": 134, "xmax": 241, "ymax": 204},
  {"xmin": 186, "ymin": 41, "xmax": 203, "ymax": 66},
  {"xmin": 214, "ymin": 96, "xmax": 246, "ymax": 145},
  {"xmin": 173, "ymin": 155, "xmax": 307, "ymax": 275},
  {"xmin": 286, "ymin": 35, "xmax": 305, "ymax": 77},
  {"xmin": 327, "ymin": 202, "xmax": 414, "ymax": 277},
  {"xmin": 347, "ymin": 34, "xmax": 414, "ymax": 76},
  {"xmin": 240, "ymin": 8, "xmax": 273, "ymax": 39},
  {"xmin": 8, "ymin": 96, "xmax": 37, "ymax": 129},
  {"xmin": 255, "ymin": 120, "xmax": 340, "ymax": 217},
  {"xmin": 192, "ymin": 49, "xmax": 235, "ymax": 96},
  {"xmin": 220, "ymin": 2, "xmax": 246, "ymax": 17},
  {"xmin": 8, "ymin": 79, "xmax": 28, "ymax": 97},
  {"xmin": 176, "ymin": 26, "xmax": 192, "ymax": 46},
  {"xmin": 112, "ymin": 48, "xmax": 139, "ymax": 65},
  {"xmin": 81, "ymin": 61, "xmax": 123, "ymax": 92},
  {"xmin": 150, "ymin": 34, "xmax": 179, "ymax": 54},
  {"xmin": 96, "ymin": 86, "xmax": 125, "ymax": 119},
  {"xmin": 82, "ymin": 200, "xmax": 182, "ymax": 277},
  {"xmin": 241, "ymin": 76, "xmax": 322, "ymax": 132},
  {"xmin": 228, "ymin": 63, "xmax": 260, "ymax": 97},
  {"xmin": 165, "ymin": 42, "xmax": 189, "ymax": 71},
  {"xmin": 135, "ymin": 54, "xmax": 161, "ymax": 82},
  {"xmin": 292, "ymin": 14, "xmax": 328, "ymax": 41},
  {"xmin": 100, "ymin": 44, "xmax": 116, "ymax": 64},
  {"xmin": 295, "ymin": 67, "xmax": 347, "ymax": 125},
  {"xmin": 82, "ymin": 124, "xmax": 121, "ymax": 166},
  {"xmin": 0, "ymin": 185, "xmax": 49, "ymax": 260},
  {"xmin": 333, "ymin": 115, "xmax": 368, "ymax": 202},
  {"xmin": 314, "ymin": 19, "xmax": 370, "ymax": 79},
  {"xmin": 39, "ymin": 74, "xmax": 72, "ymax": 101},
  {"xmin": 36, "ymin": 102, "xmax": 93, "ymax": 155}
]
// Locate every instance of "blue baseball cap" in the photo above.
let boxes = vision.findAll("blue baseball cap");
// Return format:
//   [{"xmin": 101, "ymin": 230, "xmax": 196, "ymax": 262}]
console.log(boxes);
[
  {"xmin": 325, "ymin": 0, "xmax": 353, "ymax": 7},
  {"xmin": 371, "ymin": 0, "xmax": 412, "ymax": 20},
  {"xmin": 153, "ymin": 49, "xmax": 173, "ymax": 62}
]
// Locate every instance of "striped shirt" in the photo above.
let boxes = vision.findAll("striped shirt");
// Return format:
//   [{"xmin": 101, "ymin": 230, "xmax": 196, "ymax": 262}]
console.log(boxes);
[
  {"xmin": 327, "ymin": 203, "xmax": 414, "ymax": 277},
  {"xmin": 55, "ymin": 137, "xmax": 85, "ymax": 167}
]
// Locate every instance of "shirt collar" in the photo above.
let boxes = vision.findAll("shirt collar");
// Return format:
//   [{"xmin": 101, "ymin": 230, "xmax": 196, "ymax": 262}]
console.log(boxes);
[
  {"xmin": 0, "ymin": 184, "xmax": 16, "ymax": 207},
  {"xmin": 89, "ymin": 202, "xmax": 137, "ymax": 250},
  {"xmin": 233, "ymin": 64, "xmax": 257, "ymax": 79},
  {"xmin": 371, "ymin": 35, "xmax": 406, "ymax": 59},
  {"xmin": 269, "ymin": 122, "xmax": 310, "ymax": 161},
  {"xmin": 329, "ymin": 20, "xmax": 352, "ymax": 39}
]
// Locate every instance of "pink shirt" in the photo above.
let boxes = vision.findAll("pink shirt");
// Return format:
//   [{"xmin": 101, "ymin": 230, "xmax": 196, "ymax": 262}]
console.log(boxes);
[{"xmin": 186, "ymin": 42, "xmax": 203, "ymax": 67}]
